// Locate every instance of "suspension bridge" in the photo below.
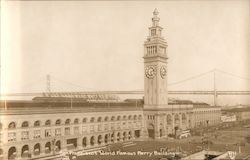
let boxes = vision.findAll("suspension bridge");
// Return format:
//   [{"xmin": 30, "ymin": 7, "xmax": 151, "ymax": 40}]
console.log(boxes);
[{"xmin": 1, "ymin": 69, "xmax": 250, "ymax": 106}]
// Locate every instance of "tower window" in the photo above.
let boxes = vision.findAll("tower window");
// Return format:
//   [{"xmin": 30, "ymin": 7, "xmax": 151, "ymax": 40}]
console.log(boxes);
[{"xmin": 151, "ymin": 29, "xmax": 156, "ymax": 36}]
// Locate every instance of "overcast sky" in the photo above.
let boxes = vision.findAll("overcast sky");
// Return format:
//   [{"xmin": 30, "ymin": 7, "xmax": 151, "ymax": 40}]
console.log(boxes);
[{"xmin": 1, "ymin": 0, "xmax": 250, "ymax": 105}]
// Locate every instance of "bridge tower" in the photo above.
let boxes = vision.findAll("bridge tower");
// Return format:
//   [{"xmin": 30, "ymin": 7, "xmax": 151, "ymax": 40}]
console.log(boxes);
[
  {"xmin": 46, "ymin": 74, "xmax": 51, "ymax": 96},
  {"xmin": 143, "ymin": 9, "xmax": 168, "ymax": 139}
]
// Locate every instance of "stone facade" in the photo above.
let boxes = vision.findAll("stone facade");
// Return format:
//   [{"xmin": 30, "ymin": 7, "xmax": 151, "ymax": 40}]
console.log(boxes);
[{"xmin": 0, "ymin": 108, "xmax": 143, "ymax": 159}]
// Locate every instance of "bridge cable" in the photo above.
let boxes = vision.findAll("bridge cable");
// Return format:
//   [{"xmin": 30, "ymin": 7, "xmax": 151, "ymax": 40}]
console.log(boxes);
[
  {"xmin": 168, "ymin": 69, "xmax": 214, "ymax": 86},
  {"xmin": 215, "ymin": 69, "xmax": 250, "ymax": 81}
]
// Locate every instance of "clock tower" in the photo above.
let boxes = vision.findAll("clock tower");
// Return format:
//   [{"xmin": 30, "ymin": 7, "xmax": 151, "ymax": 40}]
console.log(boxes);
[
  {"xmin": 143, "ymin": 9, "xmax": 168, "ymax": 139},
  {"xmin": 144, "ymin": 9, "xmax": 168, "ymax": 109}
]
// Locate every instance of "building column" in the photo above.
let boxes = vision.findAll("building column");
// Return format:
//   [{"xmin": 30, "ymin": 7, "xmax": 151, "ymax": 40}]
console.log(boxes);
[
  {"xmin": 61, "ymin": 138, "xmax": 67, "ymax": 150},
  {"xmin": 86, "ymin": 136, "xmax": 90, "ymax": 148},
  {"xmin": 113, "ymin": 132, "xmax": 117, "ymax": 143},
  {"xmin": 102, "ymin": 133, "xmax": 106, "ymax": 145},
  {"xmin": 106, "ymin": 133, "xmax": 110, "ymax": 144},
  {"xmin": 120, "ymin": 132, "xmax": 124, "ymax": 142},
  {"xmin": 39, "ymin": 142, "xmax": 44, "ymax": 156},
  {"xmin": 77, "ymin": 137, "xmax": 82, "ymax": 149},
  {"xmin": 172, "ymin": 114, "xmax": 175, "ymax": 135},
  {"xmin": 16, "ymin": 145, "xmax": 22, "ymax": 159},
  {"xmin": 162, "ymin": 114, "xmax": 167, "ymax": 138},
  {"xmin": 179, "ymin": 114, "xmax": 183, "ymax": 130},
  {"xmin": 141, "ymin": 115, "xmax": 149, "ymax": 138},
  {"xmin": 154, "ymin": 115, "xmax": 160, "ymax": 139},
  {"xmin": 131, "ymin": 130, "xmax": 135, "ymax": 139},
  {"xmin": 94, "ymin": 135, "xmax": 98, "ymax": 147}
]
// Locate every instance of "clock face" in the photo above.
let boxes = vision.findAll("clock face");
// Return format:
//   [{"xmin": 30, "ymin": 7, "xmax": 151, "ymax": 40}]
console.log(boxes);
[
  {"xmin": 160, "ymin": 66, "xmax": 167, "ymax": 78},
  {"xmin": 145, "ymin": 66, "xmax": 156, "ymax": 79}
]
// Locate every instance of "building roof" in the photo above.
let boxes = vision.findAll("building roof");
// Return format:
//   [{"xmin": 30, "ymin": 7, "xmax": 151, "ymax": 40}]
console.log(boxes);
[
  {"xmin": 0, "ymin": 98, "xmax": 144, "ymax": 115},
  {"xmin": 0, "ymin": 96, "xmax": 217, "ymax": 115},
  {"xmin": 223, "ymin": 107, "xmax": 250, "ymax": 112}
]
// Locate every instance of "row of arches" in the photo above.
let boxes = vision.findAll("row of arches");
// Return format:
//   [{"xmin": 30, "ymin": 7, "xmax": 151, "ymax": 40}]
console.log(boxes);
[
  {"xmin": 83, "ymin": 130, "xmax": 140, "ymax": 147},
  {"xmin": 3, "ymin": 114, "xmax": 143, "ymax": 130},
  {"xmin": 4, "ymin": 130, "xmax": 141, "ymax": 159},
  {"xmin": 166, "ymin": 113, "xmax": 187, "ymax": 125},
  {"xmin": 7, "ymin": 141, "xmax": 61, "ymax": 159}
]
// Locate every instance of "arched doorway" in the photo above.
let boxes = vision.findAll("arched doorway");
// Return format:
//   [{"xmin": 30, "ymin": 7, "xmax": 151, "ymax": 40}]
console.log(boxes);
[
  {"xmin": 117, "ymin": 132, "xmax": 121, "ymax": 141},
  {"xmin": 98, "ymin": 135, "xmax": 102, "ymax": 145},
  {"xmin": 104, "ymin": 134, "xmax": 108, "ymax": 144},
  {"xmin": 34, "ymin": 143, "xmax": 40, "ymax": 155},
  {"xmin": 82, "ymin": 137, "xmax": 87, "ymax": 147},
  {"xmin": 159, "ymin": 123, "xmax": 164, "ymax": 137},
  {"xmin": 90, "ymin": 136, "xmax": 95, "ymax": 146},
  {"xmin": 45, "ymin": 142, "xmax": 51, "ymax": 154},
  {"xmin": 148, "ymin": 124, "xmax": 155, "ymax": 138},
  {"xmin": 174, "ymin": 114, "xmax": 180, "ymax": 125},
  {"xmin": 167, "ymin": 114, "xmax": 172, "ymax": 126},
  {"xmin": 21, "ymin": 145, "xmax": 29, "ymax": 158},
  {"xmin": 111, "ymin": 133, "xmax": 114, "ymax": 143},
  {"xmin": 182, "ymin": 113, "xmax": 187, "ymax": 125},
  {"xmin": 135, "ymin": 130, "xmax": 140, "ymax": 138},
  {"xmin": 8, "ymin": 147, "xmax": 16, "ymax": 159},
  {"xmin": 55, "ymin": 141, "xmax": 61, "ymax": 152}
]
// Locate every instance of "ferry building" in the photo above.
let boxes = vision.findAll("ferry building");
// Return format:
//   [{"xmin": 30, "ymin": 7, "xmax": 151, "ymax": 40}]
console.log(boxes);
[{"xmin": 0, "ymin": 9, "xmax": 221, "ymax": 160}]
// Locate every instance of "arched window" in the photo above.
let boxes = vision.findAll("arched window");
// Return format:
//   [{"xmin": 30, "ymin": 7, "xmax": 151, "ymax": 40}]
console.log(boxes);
[
  {"xmin": 45, "ymin": 142, "xmax": 51, "ymax": 153},
  {"xmin": 111, "ymin": 116, "xmax": 115, "ymax": 121},
  {"xmin": 128, "ymin": 115, "xmax": 132, "ymax": 120},
  {"xmin": 138, "ymin": 115, "xmax": 142, "ymax": 120},
  {"xmin": 65, "ymin": 119, "xmax": 71, "ymax": 125},
  {"xmin": 82, "ymin": 118, "xmax": 87, "ymax": 123},
  {"xmin": 0, "ymin": 123, "xmax": 2, "ymax": 130},
  {"xmin": 90, "ymin": 117, "xmax": 95, "ymax": 123},
  {"xmin": 21, "ymin": 145, "xmax": 29, "ymax": 157},
  {"xmin": 134, "ymin": 115, "xmax": 137, "ymax": 120},
  {"xmin": 55, "ymin": 119, "xmax": 61, "ymax": 125},
  {"xmin": 167, "ymin": 114, "xmax": 172, "ymax": 125},
  {"xmin": 97, "ymin": 117, "xmax": 102, "ymax": 122},
  {"xmin": 104, "ymin": 116, "xmax": 109, "ymax": 121},
  {"xmin": 123, "ymin": 115, "xmax": 127, "ymax": 120},
  {"xmin": 117, "ymin": 116, "xmax": 121, "ymax": 121},
  {"xmin": 74, "ymin": 118, "xmax": 79, "ymax": 124},
  {"xmin": 34, "ymin": 121, "xmax": 40, "ymax": 127},
  {"xmin": 21, "ymin": 121, "xmax": 29, "ymax": 128},
  {"xmin": 182, "ymin": 114, "xmax": 187, "ymax": 123},
  {"xmin": 174, "ymin": 114, "xmax": 180, "ymax": 124},
  {"xmin": 8, "ymin": 146, "xmax": 16, "ymax": 159},
  {"xmin": 8, "ymin": 122, "xmax": 16, "ymax": 129},
  {"xmin": 45, "ymin": 120, "xmax": 51, "ymax": 126},
  {"xmin": 34, "ymin": 143, "xmax": 40, "ymax": 154}
]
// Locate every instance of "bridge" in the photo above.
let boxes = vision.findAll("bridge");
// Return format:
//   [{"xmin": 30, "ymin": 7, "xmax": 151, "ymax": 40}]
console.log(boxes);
[
  {"xmin": 1, "ymin": 90, "xmax": 250, "ymax": 96},
  {"xmin": 1, "ymin": 69, "xmax": 250, "ymax": 106}
]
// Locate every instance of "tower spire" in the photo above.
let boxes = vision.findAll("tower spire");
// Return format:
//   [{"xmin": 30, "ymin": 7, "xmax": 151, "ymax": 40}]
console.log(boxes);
[
  {"xmin": 147, "ymin": 8, "xmax": 163, "ymax": 38},
  {"xmin": 152, "ymin": 8, "xmax": 160, "ymax": 27}
]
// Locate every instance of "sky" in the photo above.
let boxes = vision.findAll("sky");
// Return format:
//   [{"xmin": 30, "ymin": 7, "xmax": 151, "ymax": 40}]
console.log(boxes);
[{"xmin": 1, "ymin": 0, "xmax": 250, "ymax": 105}]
